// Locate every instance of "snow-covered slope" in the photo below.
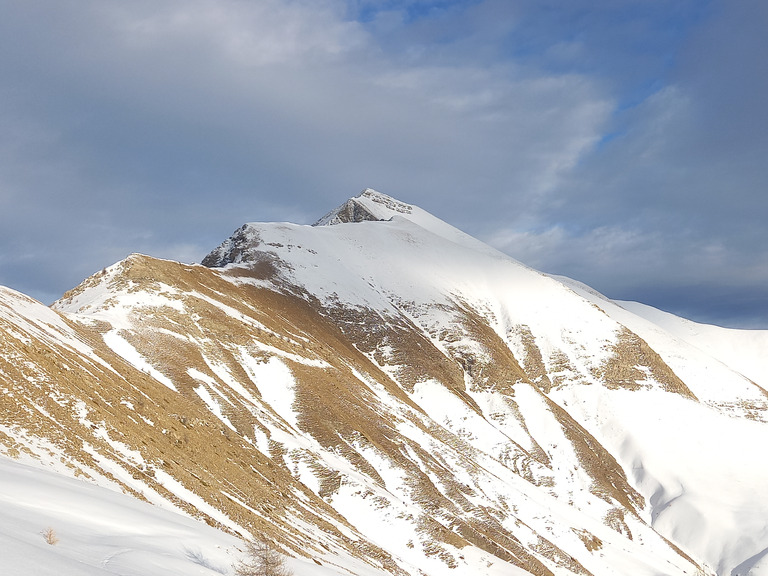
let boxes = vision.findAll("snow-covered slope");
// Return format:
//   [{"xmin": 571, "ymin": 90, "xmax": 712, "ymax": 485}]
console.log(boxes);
[
  {"xmin": 3, "ymin": 189, "xmax": 768, "ymax": 576},
  {"xmin": 553, "ymin": 275, "xmax": 768, "ymax": 574},
  {"xmin": 0, "ymin": 455, "xmax": 376, "ymax": 576},
  {"xmin": 311, "ymin": 188, "xmax": 495, "ymax": 254},
  {"xmin": 0, "ymin": 454, "xmax": 239, "ymax": 576},
  {"xmin": 618, "ymin": 299, "xmax": 768, "ymax": 389}
]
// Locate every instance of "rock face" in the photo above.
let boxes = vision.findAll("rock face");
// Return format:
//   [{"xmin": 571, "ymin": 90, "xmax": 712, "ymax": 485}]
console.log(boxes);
[
  {"xmin": 313, "ymin": 188, "xmax": 413, "ymax": 226},
  {"xmin": 2, "ymin": 190, "xmax": 768, "ymax": 576}
]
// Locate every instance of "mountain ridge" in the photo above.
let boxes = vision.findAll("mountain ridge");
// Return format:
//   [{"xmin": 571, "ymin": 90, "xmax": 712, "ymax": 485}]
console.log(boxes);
[{"xmin": 2, "ymin": 189, "xmax": 768, "ymax": 575}]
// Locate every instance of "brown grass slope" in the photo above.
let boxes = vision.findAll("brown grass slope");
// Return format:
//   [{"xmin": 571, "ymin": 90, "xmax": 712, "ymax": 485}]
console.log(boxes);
[{"xmin": 0, "ymin": 284, "xmax": 403, "ymax": 574}]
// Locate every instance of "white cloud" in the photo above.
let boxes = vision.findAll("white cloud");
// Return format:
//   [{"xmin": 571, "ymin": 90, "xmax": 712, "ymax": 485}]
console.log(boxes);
[
  {"xmin": 0, "ymin": 0, "xmax": 615, "ymax": 303},
  {"xmin": 108, "ymin": 0, "xmax": 366, "ymax": 65}
]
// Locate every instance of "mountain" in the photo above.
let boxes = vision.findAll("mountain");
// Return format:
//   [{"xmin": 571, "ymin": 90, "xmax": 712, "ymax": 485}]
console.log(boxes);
[{"xmin": 2, "ymin": 188, "xmax": 768, "ymax": 575}]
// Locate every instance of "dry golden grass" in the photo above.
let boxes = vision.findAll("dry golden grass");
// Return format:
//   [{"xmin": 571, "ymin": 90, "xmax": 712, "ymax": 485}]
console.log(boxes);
[
  {"xmin": 572, "ymin": 529, "xmax": 602, "ymax": 552},
  {"xmin": 41, "ymin": 527, "xmax": 59, "ymax": 546},
  {"xmin": 508, "ymin": 324, "xmax": 553, "ymax": 393},
  {"xmin": 598, "ymin": 328, "xmax": 697, "ymax": 399}
]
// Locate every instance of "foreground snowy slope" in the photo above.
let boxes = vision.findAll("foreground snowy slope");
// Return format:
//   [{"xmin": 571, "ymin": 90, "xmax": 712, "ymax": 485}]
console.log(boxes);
[
  {"xmin": 0, "ymin": 455, "xmax": 377, "ymax": 576},
  {"xmin": 0, "ymin": 454, "xmax": 239, "ymax": 576},
  {"xmin": 2, "ymin": 189, "xmax": 768, "ymax": 575}
]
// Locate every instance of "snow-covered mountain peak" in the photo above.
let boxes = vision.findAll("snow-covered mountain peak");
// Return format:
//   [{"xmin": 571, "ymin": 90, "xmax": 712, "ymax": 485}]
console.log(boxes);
[
  {"xmin": 9, "ymin": 188, "xmax": 768, "ymax": 576},
  {"xmin": 205, "ymin": 188, "xmax": 506, "ymax": 272},
  {"xmin": 313, "ymin": 188, "xmax": 413, "ymax": 226}
]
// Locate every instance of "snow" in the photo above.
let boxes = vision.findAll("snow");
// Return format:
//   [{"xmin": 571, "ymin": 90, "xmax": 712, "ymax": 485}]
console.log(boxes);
[
  {"xmin": 618, "ymin": 299, "xmax": 768, "ymax": 390},
  {"xmin": 0, "ymin": 286, "xmax": 117, "ymax": 373},
  {"xmin": 244, "ymin": 339, "xmax": 331, "ymax": 368},
  {"xmin": 266, "ymin": 195, "xmax": 768, "ymax": 574},
  {"xmin": 220, "ymin": 211, "xmax": 622, "ymax": 383},
  {"xmin": 102, "ymin": 329, "xmax": 177, "ymax": 391},
  {"xmin": 558, "ymin": 277, "xmax": 768, "ymax": 409},
  {"xmin": 239, "ymin": 355, "xmax": 299, "ymax": 428},
  {"xmin": 0, "ymin": 454, "xmax": 239, "ymax": 575},
  {"xmin": 193, "ymin": 383, "xmax": 237, "ymax": 431},
  {"xmin": 316, "ymin": 189, "xmax": 504, "ymax": 256},
  {"xmin": 550, "ymin": 383, "xmax": 768, "ymax": 575},
  {"xmin": 411, "ymin": 378, "xmax": 528, "ymax": 458},
  {"xmin": 0, "ymin": 455, "xmax": 392, "ymax": 576},
  {"xmin": 152, "ymin": 469, "xmax": 245, "ymax": 535}
]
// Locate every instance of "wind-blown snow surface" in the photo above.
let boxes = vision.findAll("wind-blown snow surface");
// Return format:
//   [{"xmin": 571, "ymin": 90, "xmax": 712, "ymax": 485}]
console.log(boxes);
[
  {"xmin": 0, "ymin": 454, "xmax": 236, "ymax": 575},
  {"xmin": 0, "ymin": 455, "xmax": 376, "ymax": 576},
  {"xmin": 4, "ymin": 189, "xmax": 768, "ymax": 576}
]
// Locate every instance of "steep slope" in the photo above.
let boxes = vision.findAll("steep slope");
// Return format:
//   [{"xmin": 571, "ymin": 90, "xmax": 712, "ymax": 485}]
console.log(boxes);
[
  {"xmin": 2, "ymin": 189, "xmax": 767, "ymax": 575},
  {"xmin": 551, "ymin": 277, "xmax": 768, "ymax": 574},
  {"xmin": 50, "ymin": 256, "xmax": 650, "ymax": 576},
  {"xmin": 0, "ymin": 282, "xmax": 401, "ymax": 576}
]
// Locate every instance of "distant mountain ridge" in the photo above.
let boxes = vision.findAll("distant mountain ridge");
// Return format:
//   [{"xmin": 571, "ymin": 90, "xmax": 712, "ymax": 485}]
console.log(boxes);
[{"xmin": 2, "ymin": 189, "xmax": 768, "ymax": 576}]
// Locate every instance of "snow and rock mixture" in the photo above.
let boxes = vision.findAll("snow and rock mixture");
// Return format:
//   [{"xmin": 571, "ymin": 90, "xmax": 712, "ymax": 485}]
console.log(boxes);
[{"xmin": 2, "ymin": 189, "xmax": 767, "ymax": 575}]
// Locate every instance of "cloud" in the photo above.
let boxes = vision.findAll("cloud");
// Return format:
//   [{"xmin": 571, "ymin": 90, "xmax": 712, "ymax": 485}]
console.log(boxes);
[
  {"xmin": 110, "ymin": 0, "xmax": 367, "ymax": 66},
  {"xmin": 0, "ymin": 0, "xmax": 611, "ymax": 304},
  {"xmin": 486, "ymin": 0, "xmax": 768, "ymax": 326},
  {"xmin": 2, "ymin": 0, "xmax": 765, "ymax": 327}
]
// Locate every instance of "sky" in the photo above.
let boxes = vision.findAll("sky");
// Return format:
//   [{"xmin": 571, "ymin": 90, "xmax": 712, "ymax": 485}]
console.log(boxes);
[{"xmin": 0, "ymin": 0, "xmax": 766, "ymax": 328}]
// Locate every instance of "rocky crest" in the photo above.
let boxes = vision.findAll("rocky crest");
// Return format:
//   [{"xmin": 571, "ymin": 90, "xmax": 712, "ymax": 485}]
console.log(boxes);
[{"xmin": 313, "ymin": 188, "xmax": 413, "ymax": 226}]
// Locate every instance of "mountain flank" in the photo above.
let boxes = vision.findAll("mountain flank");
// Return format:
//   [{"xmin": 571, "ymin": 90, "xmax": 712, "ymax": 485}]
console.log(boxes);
[{"xmin": 2, "ymin": 189, "xmax": 768, "ymax": 575}]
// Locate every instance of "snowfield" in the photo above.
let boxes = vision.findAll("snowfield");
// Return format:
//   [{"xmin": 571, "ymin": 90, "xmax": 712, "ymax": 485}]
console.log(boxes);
[
  {"xmin": 0, "ymin": 454, "xmax": 239, "ymax": 576},
  {"xmin": 0, "ymin": 455, "xmax": 391, "ymax": 576}
]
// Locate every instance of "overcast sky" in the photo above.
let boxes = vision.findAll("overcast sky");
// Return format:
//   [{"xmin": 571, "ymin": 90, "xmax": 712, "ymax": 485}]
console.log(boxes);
[{"xmin": 1, "ymin": 0, "xmax": 766, "ymax": 328}]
